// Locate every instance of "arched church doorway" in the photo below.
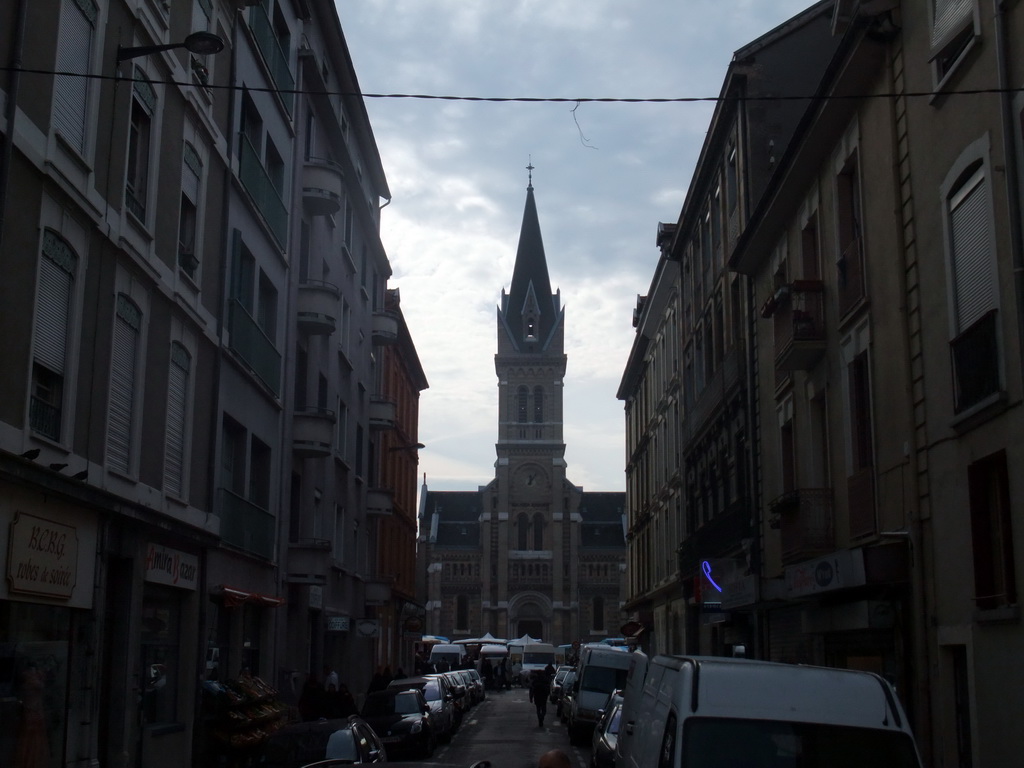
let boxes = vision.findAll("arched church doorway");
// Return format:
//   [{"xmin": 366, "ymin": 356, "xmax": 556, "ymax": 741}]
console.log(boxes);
[{"xmin": 517, "ymin": 619, "xmax": 543, "ymax": 639}]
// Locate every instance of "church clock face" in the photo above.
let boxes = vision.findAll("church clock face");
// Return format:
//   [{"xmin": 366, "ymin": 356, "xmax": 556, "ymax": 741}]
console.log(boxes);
[{"xmin": 513, "ymin": 466, "xmax": 547, "ymax": 499}]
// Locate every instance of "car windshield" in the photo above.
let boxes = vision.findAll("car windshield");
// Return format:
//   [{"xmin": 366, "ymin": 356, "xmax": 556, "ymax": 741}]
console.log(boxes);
[
  {"xmin": 324, "ymin": 729, "xmax": 357, "ymax": 761},
  {"xmin": 580, "ymin": 666, "xmax": 628, "ymax": 693},
  {"xmin": 683, "ymin": 718, "xmax": 920, "ymax": 768},
  {"xmin": 394, "ymin": 692, "xmax": 422, "ymax": 714},
  {"xmin": 422, "ymin": 681, "xmax": 441, "ymax": 701}
]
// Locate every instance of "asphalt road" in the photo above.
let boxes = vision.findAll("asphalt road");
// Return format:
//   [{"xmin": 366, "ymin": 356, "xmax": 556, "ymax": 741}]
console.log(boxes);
[{"xmin": 426, "ymin": 685, "xmax": 591, "ymax": 768}]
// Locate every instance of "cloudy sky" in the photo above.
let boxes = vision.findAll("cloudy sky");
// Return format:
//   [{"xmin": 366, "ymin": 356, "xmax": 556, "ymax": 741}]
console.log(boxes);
[{"xmin": 336, "ymin": 1, "xmax": 819, "ymax": 492}]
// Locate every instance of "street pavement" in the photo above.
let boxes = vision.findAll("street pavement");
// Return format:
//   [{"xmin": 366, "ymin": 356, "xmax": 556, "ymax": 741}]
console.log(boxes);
[{"xmin": 426, "ymin": 684, "xmax": 590, "ymax": 768}]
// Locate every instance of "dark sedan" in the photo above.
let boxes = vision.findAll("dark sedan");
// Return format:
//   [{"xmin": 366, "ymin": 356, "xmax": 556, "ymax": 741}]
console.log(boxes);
[
  {"xmin": 589, "ymin": 696, "xmax": 622, "ymax": 768},
  {"xmin": 361, "ymin": 689, "xmax": 436, "ymax": 759},
  {"xmin": 262, "ymin": 715, "xmax": 387, "ymax": 768}
]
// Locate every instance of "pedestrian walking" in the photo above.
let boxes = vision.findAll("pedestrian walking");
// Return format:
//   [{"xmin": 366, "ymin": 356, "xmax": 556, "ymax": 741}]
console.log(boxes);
[{"xmin": 528, "ymin": 670, "xmax": 550, "ymax": 727}]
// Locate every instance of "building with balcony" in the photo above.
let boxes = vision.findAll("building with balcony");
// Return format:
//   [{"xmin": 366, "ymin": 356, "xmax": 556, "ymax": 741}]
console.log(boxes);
[
  {"xmin": 618, "ymin": 0, "xmax": 843, "ymax": 660},
  {"xmin": 0, "ymin": 2, "xmax": 419, "ymax": 765}
]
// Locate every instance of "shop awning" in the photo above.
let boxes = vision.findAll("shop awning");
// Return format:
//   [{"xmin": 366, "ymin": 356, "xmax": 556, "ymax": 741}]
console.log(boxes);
[{"xmin": 213, "ymin": 584, "xmax": 285, "ymax": 608}]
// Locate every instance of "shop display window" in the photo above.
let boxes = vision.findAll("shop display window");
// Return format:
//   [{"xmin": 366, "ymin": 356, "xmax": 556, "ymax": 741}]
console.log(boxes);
[
  {"xmin": 140, "ymin": 584, "xmax": 181, "ymax": 725},
  {"xmin": 0, "ymin": 601, "xmax": 70, "ymax": 768}
]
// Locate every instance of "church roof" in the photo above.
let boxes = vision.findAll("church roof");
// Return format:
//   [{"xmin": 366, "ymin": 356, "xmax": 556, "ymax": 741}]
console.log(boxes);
[
  {"xmin": 424, "ymin": 491, "xmax": 481, "ymax": 547},
  {"xmin": 499, "ymin": 184, "xmax": 561, "ymax": 350},
  {"xmin": 579, "ymin": 492, "xmax": 626, "ymax": 548}
]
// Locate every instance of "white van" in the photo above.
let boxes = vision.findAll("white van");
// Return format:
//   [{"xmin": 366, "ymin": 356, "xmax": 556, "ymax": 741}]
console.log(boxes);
[
  {"xmin": 566, "ymin": 643, "xmax": 632, "ymax": 745},
  {"xmin": 518, "ymin": 643, "xmax": 557, "ymax": 684},
  {"xmin": 619, "ymin": 655, "xmax": 924, "ymax": 768},
  {"xmin": 427, "ymin": 643, "xmax": 465, "ymax": 671}
]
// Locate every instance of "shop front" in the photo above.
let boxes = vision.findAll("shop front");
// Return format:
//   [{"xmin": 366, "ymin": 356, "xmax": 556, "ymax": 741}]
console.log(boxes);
[{"xmin": 1, "ymin": 483, "xmax": 99, "ymax": 768}]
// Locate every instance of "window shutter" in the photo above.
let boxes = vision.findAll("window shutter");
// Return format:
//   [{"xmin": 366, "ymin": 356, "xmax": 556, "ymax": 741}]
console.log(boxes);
[
  {"xmin": 164, "ymin": 344, "xmax": 190, "ymax": 497},
  {"xmin": 54, "ymin": 0, "xmax": 95, "ymax": 153},
  {"xmin": 107, "ymin": 296, "xmax": 140, "ymax": 474},
  {"xmin": 950, "ymin": 169, "xmax": 995, "ymax": 331},
  {"xmin": 34, "ymin": 242, "xmax": 76, "ymax": 374},
  {"xmin": 932, "ymin": 0, "xmax": 973, "ymax": 48}
]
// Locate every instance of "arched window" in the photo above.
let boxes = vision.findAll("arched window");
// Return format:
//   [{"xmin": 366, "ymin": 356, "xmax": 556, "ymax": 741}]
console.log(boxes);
[
  {"xmin": 533, "ymin": 386, "xmax": 544, "ymax": 423},
  {"xmin": 456, "ymin": 594, "xmax": 468, "ymax": 630},
  {"xmin": 533, "ymin": 513, "xmax": 544, "ymax": 550},
  {"xmin": 517, "ymin": 386, "xmax": 528, "ymax": 423},
  {"xmin": 517, "ymin": 513, "xmax": 529, "ymax": 550},
  {"xmin": 592, "ymin": 596, "xmax": 605, "ymax": 631}
]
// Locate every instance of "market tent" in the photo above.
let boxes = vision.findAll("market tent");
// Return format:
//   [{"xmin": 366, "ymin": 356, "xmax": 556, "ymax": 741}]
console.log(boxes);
[
  {"xmin": 509, "ymin": 634, "xmax": 542, "ymax": 645},
  {"xmin": 478, "ymin": 632, "xmax": 507, "ymax": 644}
]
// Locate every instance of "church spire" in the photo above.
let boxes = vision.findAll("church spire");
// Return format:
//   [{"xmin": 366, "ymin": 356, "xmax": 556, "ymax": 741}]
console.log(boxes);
[{"xmin": 499, "ymin": 173, "xmax": 561, "ymax": 352}]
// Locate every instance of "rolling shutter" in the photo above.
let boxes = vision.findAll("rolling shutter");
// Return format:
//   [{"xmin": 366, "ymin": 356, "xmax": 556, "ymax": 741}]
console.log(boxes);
[
  {"xmin": 54, "ymin": 0, "xmax": 96, "ymax": 153},
  {"xmin": 107, "ymin": 296, "xmax": 140, "ymax": 474},
  {"xmin": 932, "ymin": 0, "xmax": 973, "ymax": 48},
  {"xmin": 950, "ymin": 167, "xmax": 995, "ymax": 332},
  {"xmin": 164, "ymin": 344, "xmax": 190, "ymax": 497},
  {"xmin": 34, "ymin": 236, "xmax": 76, "ymax": 373}
]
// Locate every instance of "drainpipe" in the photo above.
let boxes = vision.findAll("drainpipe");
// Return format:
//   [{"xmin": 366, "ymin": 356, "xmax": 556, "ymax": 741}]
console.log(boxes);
[
  {"xmin": 0, "ymin": 0, "xmax": 28, "ymax": 253},
  {"xmin": 993, "ymin": 0, "xmax": 1024, "ymax": 378}
]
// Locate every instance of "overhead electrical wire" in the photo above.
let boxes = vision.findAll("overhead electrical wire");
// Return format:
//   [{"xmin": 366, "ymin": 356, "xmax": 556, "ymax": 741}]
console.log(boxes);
[{"xmin": 3, "ymin": 65, "xmax": 1024, "ymax": 104}]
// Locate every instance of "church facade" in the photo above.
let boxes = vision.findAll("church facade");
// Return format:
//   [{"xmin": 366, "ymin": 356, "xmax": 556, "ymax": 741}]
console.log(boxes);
[{"xmin": 418, "ymin": 180, "xmax": 627, "ymax": 645}]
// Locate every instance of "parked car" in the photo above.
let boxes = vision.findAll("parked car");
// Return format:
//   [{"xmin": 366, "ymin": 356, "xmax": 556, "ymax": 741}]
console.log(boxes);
[
  {"xmin": 557, "ymin": 669, "xmax": 577, "ymax": 722},
  {"xmin": 435, "ymin": 671, "xmax": 469, "ymax": 723},
  {"xmin": 618, "ymin": 655, "xmax": 924, "ymax": 768},
  {"xmin": 590, "ymin": 692, "xmax": 623, "ymax": 768},
  {"xmin": 458, "ymin": 668, "xmax": 485, "ymax": 704},
  {"xmin": 262, "ymin": 716, "xmax": 387, "ymax": 768},
  {"xmin": 387, "ymin": 675, "xmax": 457, "ymax": 743},
  {"xmin": 360, "ymin": 688, "xmax": 436, "ymax": 759},
  {"xmin": 549, "ymin": 665, "xmax": 573, "ymax": 704}
]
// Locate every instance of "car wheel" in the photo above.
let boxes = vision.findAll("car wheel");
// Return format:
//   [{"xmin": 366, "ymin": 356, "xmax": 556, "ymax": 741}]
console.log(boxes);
[{"xmin": 421, "ymin": 731, "xmax": 436, "ymax": 759}]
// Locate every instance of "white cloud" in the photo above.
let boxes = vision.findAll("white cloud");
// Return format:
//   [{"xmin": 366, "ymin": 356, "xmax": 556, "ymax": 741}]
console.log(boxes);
[{"xmin": 338, "ymin": 0, "xmax": 821, "ymax": 494}]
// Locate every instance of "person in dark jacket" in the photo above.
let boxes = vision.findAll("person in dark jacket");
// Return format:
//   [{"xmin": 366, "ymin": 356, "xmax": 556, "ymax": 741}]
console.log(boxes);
[{"xmin": 528, "ymin": 670, "xmax": 550, "ymax": 727}]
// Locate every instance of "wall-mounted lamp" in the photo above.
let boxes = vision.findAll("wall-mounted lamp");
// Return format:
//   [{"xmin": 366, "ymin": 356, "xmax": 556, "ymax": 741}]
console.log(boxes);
[{"xmin": 117, "ymin": 31, "xmax": 225, "ymax": 64}]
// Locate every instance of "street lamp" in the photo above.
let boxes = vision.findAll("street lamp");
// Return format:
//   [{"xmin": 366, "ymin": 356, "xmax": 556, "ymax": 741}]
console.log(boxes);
[{"xmin": 116, "ymin": 31, "xmax": 225, "ymax": 63}]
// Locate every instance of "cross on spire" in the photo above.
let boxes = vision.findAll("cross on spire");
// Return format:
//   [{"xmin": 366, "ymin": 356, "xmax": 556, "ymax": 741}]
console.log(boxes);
[{"xmin": 526, "ymin": 157, "xmax": 534, "ymax": 189}]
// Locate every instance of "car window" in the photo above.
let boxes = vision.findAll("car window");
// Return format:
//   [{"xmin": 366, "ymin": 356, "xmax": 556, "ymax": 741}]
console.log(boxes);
[
  {"xmin": 607, "ymin": 707, "xmax": 622, "ymax": 735},
  {"xmin": 325, "ymin": 729, "xmax": 358, "ymax": 761},
  {"xmin": 423, "ymin": 680, "xmax": 441, "ymax": 701},
  {"xmin": 581, "ymin": 665, "xmax": 629, "ymax": 693}
]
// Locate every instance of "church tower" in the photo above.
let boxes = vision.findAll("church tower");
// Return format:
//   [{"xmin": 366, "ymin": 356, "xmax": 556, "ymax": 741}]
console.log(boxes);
[
  {"xmin": 418, "ymin": 171, "xmax": 625, "ymax": 648},
  {"xmin": 484, "ymin": 172, "xmax": 577, "ymax": 642}
]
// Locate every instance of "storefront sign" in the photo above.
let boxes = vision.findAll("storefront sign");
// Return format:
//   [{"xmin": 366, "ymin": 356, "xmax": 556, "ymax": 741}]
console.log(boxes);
[
  {"xmin": 785, "ymin": 548, "xmax": 865, "ymax": 598},
  {"xmin": 327, "ymin": 616, "xmax": 350, "ymax": 632},
  {"xmin": 721, "ymin": 574, "xmax": 759, "ymax": 610},
  {"xmin": 7, "ymin": 512, "xmax": 78, "ymax": 599},
  {"xmin": 144, "ymin": 543, "xmax": 198, "ymax": 590}
]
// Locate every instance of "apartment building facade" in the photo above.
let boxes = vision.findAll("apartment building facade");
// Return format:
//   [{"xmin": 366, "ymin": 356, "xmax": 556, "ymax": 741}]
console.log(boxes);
[
  {"xmin": 0, "ymin": 2, "xmax": 415, "ymax": 766},
  {"xmin": 626, "ymin": 2, "xmax": 1024, "ymax": 765},
  {"xmin": 618, "ymin": 0, "xmax": 842, "ymax": 659}
]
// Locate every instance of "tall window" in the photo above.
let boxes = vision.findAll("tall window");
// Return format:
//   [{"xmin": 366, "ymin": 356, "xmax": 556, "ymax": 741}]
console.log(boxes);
[
  {"xmin": 517, "ymin": 513, "xmax": 529, "ymax": 550},
  {"xmin": 968, "ymin": 450, "xmax": 1016, "ymax": 611},
  {"xmin": 947, "ymin": 163, "xmax": 1000, "ymax": 412},
  {"xmin": 221, "ymin": 417, "xmax": 246, "ymax": 495},
  {"xmin": 125, "ymin": 72, "xmax": 155, "ymax": 221},
  {"xmin": 847, "ymin": 350, "xmax": 875, "ymax": 537},
  {"xmin": 592, "ymin": 596, "xmax": 605, "ymax": 632},
  {"xmin": 31, "ymin": 231, "xmax": 77, "ymax": 441},
  {"xmin": 54, "ymin": 0, "xmax": 97, "ymax": 154},
  {"xmin": 257, "ymin": 271, "xmax": 277, "ymax": 342},
  {"xmin": 517, "ymin": 387, "xmax": 528, "ymax": 423},
  {"xmin": 836, "ymin": 152, "xmax": 864, "ymax": 314},
  {"xmin": 931, "ymin": 0, "xmax": 976, "ymax": 85},
  {"xmin": 532, "ymin": 513, "xmax": 544, "ymax": 550},
  {"xmin": 178, "ymin": 142, "xmax": 202, "ymax": 278},
  {"xmin": 107, "ymin": 295, "xmax": 141, "ymax": 474},
  {"xmin": 164, "ymin": 343, "xmax": 191, "ymax": 498},
  {"xmin": 533, "ymin": 386, "xmax": 544, "ymax": 423},
  {"xmin": 456, "ymin": 595, "xmax": 469, "ymax": 631}
]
